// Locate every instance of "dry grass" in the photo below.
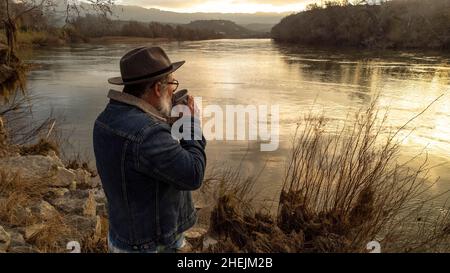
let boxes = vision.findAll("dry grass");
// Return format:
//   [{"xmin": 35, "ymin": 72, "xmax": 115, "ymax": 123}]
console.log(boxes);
[
  {"xmin": 65, "ymin": 153, "xmax": 98, "ymax": 177},
  {"xmin": 26, "ymin": 215, "xmax": 79, "ymax": 253},
  {"xmin": 0, "ymin": 111, "xmax": 104, "ymax": 252},
  {"xmin": 0, "ymin": 63, "xmax": 27, "ymax": 101},
  {"xmin": 0, "ymin": 169, "xmax": 104, "ymax": 253},
  {"xmin": 206, "ymin": 97, "xmax": 450, "ymax": 253},
  {"xmin": 0, "ymin": 171, "xmax": 75, "ymax": 252},
  {"xmin": 0, "ymin": 116, "xmax": 11, "ymax": 157},
  {"xmin": 0, "ymin": 92, "xmax": 69, "ymax": 159},
  {"xmin": 0, "ymin": 92, "xmax": 97, "ymax": 175},
  {"xmin": 81, "ymin": 216, "xmax": 109, "ymax": 253},
  {"xmin": 19, "ymin": 138, "xmax": 60, "ymax": 156}
]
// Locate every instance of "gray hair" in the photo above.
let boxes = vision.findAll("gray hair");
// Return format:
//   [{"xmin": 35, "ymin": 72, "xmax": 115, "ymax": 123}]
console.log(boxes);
[{"xmin": 123, "ymin": 74, "xmax": 170, "ymax": 98}]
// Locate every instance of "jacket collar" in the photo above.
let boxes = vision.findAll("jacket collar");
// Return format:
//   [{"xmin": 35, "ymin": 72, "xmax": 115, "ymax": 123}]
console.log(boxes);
[{"xmin": 107, "ymin": 89, "xmax": 167, "ymax": 122}]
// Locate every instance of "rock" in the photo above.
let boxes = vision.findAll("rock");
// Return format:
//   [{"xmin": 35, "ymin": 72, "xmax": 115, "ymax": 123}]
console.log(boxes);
[
  {"xmin": 83, "ymin": 191, "xmax": 97, "ymax": 217},
  {"xmin": 178, "ymin": 240, "xmax": 193, "ymax": 253},
  {"xmin": 185, "ymin": 227, "xmax": 207, "ymax": 238},
  {"xmin": 46, "ymin": 187, "xmax": 70, "ymax": 199},
  {"xmin": 56, "ymin": 168, "xmax": 76, "ymax": 188},
  {"xmin": 47, "ymin": 150, "xmax": 59, "ymax": 158},
  {"xmin": 93, "ymin": 216, "xmax": 103, "ymax": 242},
  {"xmin": 74, "ymin": 169, "xmax": 89, "ymax": 188},
  {"xmin": 50, "ymin": 189, "xmax": 102, "ymax": 216},
  {"xmin": 24, "ymin": 224, "xmax": 46, "ymax": 241},
  {"xmin": 9, "ymin": 230, "xmax": 25, "ymax": 246},
  {"xmin": 6, "ymin": 229, "xmax": 40, "ymax": 253},
  {"xmin": 0, "ymin": 155, "xmax": 74, "ymax": 187},
  {"xmin": 0, "ymin": 226, "xmax": 11, "ymax": 252},
  {"xmin": 71, "ymin": 189, "xmax": 90, "ymax": 199},
  {"xmin": 49, "ymin": 197, "xmax": 84, "ymax": 215},
  {"xmin": 74, "ymin": 169, "xmax": 99, "ymax": 189},
  {"xmin": 203, "ymin": 236, "xmax": 218, "ymax": 250},
  {"xmin": 192, "ymin": 191, "xmax": 207, "ymax": 210},
  {"xmin": 90, "ymin": 176, "xmax": 101, "ymax": 188},
  {"xmin": 96, "ymin": 203, "xmax": 108, "ymax": 218},
  {"xmin": 32, "ymin": 201, "xmax": 59, "ymax": 220},
  {"xmin": 185, "ymin": 227, "xmax": 207, "ymax": 250},
  {"xmin": 8, "ymin": 244, "xmax": 40, "ymax": 253},
  {"xmin": 93, "ymin": 188, "xmax": 107, "ymax": 203},
  {"xmin": 70, "ymin": 180, "xmax": 77, "ymax": 191},
  {"xmin": 66, "ymin": 215, "xmax": 96, "ymax": 238}
]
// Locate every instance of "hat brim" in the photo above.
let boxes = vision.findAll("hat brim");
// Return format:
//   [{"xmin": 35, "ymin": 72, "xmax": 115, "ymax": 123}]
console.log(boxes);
[{"xmin": 108, "ymin": 61, "xmax": 185, "ymax": 85}]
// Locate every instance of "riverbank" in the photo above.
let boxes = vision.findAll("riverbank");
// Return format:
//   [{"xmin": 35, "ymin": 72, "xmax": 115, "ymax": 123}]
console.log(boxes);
[
  {"xmin": 88, "ymin": 36, "xmax": 171, "ymax": 44},
  {"xmin": 0, "ymin": 117, "xmax": 213, "ymax": 253},
  {"xmin": 271, "ymin": 0, "xmax": 450, "ymax": 50},
  {"xmin": 1, "ymin": 38, "xmax": 449, "ymax": 253},
  {"xmin": 1, "ymin": 98, "xmax": 449, "ymax": 253},
  {"xmin": 0, "ymin": 33, "xmax": 175, "ymax": 48},
  {"xmin": 0, "ymin": 125, "xmax": 108, "ymax": 252}
]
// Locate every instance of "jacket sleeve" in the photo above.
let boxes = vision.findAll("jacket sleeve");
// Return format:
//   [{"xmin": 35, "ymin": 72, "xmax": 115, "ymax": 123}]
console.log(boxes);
[{"xmin": 138, "ymin": 119, "xmax": 207, "ymax": 191}]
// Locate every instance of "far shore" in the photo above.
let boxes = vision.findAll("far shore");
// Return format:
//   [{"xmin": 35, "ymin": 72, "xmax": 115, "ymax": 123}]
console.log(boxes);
[
  {"xmin": 87, "ymin": 36, "xmax": 172, "ymax": 44},
  {"xmin": 3, "ymin": 31, "xmax": 450, "ymax": 52},
  {"xmin": 1, "ymin": 35, "xmax": 268, "ymax": 49}
]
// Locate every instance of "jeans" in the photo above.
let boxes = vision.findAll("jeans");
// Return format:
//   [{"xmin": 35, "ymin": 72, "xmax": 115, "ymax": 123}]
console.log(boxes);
[{"xmin": 108, "ymin": 233, "xmax": 186, "ymax": 253}]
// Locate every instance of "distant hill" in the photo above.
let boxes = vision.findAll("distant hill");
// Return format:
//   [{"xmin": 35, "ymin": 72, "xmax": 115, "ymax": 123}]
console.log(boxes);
[
  {"xmin": 50, "ymin": 2, "xmax": 288, "ymax": 32},
  {"xmin": 242, "ymin": 23, "xmax": 274, "ymax": 33},
  {"xmin": 184, "ymin": 20, "xmax": 266, "ymax": 38},
  {"xmin": 71, "ymin": 16, "xmax": 268, "ymax": 41},
  {"xmin": 110, "ymin": 5, "xmax": 290, "ymax": 26}
]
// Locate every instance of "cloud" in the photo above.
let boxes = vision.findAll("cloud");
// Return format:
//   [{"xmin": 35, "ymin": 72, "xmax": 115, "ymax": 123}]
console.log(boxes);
[
  {"xmin": 117, "ymin": 0, "xmax": 318, "ymax": 12},
  {"xmin": 117, "ymin": 0, "xmax": 205, "ymax": 9},
  {"xmin": 232, "ymin": 0, "xmax": 312, "ymax": 6}
]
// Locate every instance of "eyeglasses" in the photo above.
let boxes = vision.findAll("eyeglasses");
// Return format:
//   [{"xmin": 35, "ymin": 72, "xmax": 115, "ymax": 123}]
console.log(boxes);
[{"xmin": 165, "ymin": 80, "xmax": 179, "ymax": 92}]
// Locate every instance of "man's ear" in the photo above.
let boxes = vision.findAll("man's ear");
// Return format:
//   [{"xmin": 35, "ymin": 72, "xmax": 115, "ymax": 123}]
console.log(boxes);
[{"xmin": 153, "ymin": 82, "xmax": 162, "ymax": 98}]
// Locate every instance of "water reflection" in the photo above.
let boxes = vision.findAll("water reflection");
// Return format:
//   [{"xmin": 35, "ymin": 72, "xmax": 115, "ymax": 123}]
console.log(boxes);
[{"xmin": 23, "ymin": 39, "xmax": 450, "ymax": 203}]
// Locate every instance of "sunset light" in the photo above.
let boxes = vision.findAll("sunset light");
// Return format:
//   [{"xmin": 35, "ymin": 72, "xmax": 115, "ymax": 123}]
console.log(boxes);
[{"xmin": 116, "ymin": 0, "xmax": 315, "ymax": 13}]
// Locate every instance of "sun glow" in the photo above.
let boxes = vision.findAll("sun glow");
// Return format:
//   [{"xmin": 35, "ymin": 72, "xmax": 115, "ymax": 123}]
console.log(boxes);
[{"xmin": 148, "ymin": 1, "xmax": 310, "ymax": 14}]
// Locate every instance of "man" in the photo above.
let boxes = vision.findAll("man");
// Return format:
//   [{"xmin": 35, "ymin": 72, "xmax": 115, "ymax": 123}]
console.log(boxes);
[{"xmin": 93, "ymin": 47, "xmax": 207, "ymax": 253}]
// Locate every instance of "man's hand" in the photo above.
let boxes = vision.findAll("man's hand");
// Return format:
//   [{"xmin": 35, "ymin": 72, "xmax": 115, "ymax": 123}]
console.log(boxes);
[{"xmin": 168, "ymin": 95, "xmax": 199, "ymax": 125}]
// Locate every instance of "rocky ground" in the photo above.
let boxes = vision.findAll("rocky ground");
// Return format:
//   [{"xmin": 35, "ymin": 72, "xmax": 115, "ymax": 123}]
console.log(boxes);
[
  {"xmin": 0, "ymin": 151, "xmax": 107, "ymax": 253},
  {"xmin": 0, "ymin": 150, "xmax": 215, "ymax": 253},
  {"xmin": 0, "ymin": 44, "xmax": 218, "ymax": 253}
]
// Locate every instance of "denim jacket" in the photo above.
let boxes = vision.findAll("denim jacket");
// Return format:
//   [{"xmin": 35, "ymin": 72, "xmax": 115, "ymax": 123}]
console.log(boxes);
[{"xmin": 93, "ymin": 90, "xmax": 207, "ymax": 251}]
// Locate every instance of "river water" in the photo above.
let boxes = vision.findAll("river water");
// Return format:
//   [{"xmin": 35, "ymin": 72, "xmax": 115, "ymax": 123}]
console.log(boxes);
[{"xmin": 24, "ymin": 39, "xmax": 450, "ymax": 205}]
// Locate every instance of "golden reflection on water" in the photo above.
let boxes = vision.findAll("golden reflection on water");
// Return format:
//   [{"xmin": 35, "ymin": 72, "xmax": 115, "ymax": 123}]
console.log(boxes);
[{"xmin": 24, "ymin": 39, "xmax": 450, "ymax": 204}]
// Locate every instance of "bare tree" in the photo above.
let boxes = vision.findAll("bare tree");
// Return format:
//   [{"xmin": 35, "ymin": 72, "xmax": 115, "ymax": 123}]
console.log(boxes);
[{"xmin": 1, "ymin": 0, "xmax": 115, "ymax": 65}]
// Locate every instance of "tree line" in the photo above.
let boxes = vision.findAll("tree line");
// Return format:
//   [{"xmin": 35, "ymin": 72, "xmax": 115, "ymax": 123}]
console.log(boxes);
[
  {"xmin": 1, "ymin": 0, "xmax": 227, "ymax": 56},
  {"xmin": 271, "ymin": 0, "xmax": 450, "ymax": 50},
  {"xmin": 71, "ymin": 15, "xmax": 225, "ymax": 41}
]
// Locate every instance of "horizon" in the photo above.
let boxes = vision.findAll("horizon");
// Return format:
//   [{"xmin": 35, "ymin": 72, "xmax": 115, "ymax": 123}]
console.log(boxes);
[{"xmin": 115, "ymin": 0, "xmax": 317, "ymax": 14}]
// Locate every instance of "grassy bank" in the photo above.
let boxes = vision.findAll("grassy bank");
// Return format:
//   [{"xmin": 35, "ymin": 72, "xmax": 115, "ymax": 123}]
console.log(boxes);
[
  {"xmin": 0, "ymin": 96, "xmax": 107, "ymax": 253},
  {"xmin": 0, "ymin": 31, "xmax": 217, "ymax": 49},
  {"xmin": 0, "ymin": 31, "xmax": 68, "ymax": 48},
  {"xmin": 1, "ymin": 92, "xmax": 449, "ymax": 252},
  {"xmin": 203, "ymin": 99, "xmax": 450, "ymax": 253}
]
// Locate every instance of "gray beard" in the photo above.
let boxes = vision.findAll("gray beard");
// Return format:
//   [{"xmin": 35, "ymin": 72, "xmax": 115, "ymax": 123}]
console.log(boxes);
[{"xmin": 159, "ymin": 94, "xmax": 172, "ymax": 117}]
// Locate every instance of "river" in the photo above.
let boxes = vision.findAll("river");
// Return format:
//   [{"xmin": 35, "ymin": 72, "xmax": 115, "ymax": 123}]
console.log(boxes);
[{"xmin": 24, "ymin": 38, "xmax": 450, "ymax": 205}]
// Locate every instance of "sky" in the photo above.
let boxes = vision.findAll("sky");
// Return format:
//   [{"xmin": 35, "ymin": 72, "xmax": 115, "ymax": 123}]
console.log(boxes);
[{"xmin": 115, "ymin": 0, "xmax": 318, "ymax": 13}]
